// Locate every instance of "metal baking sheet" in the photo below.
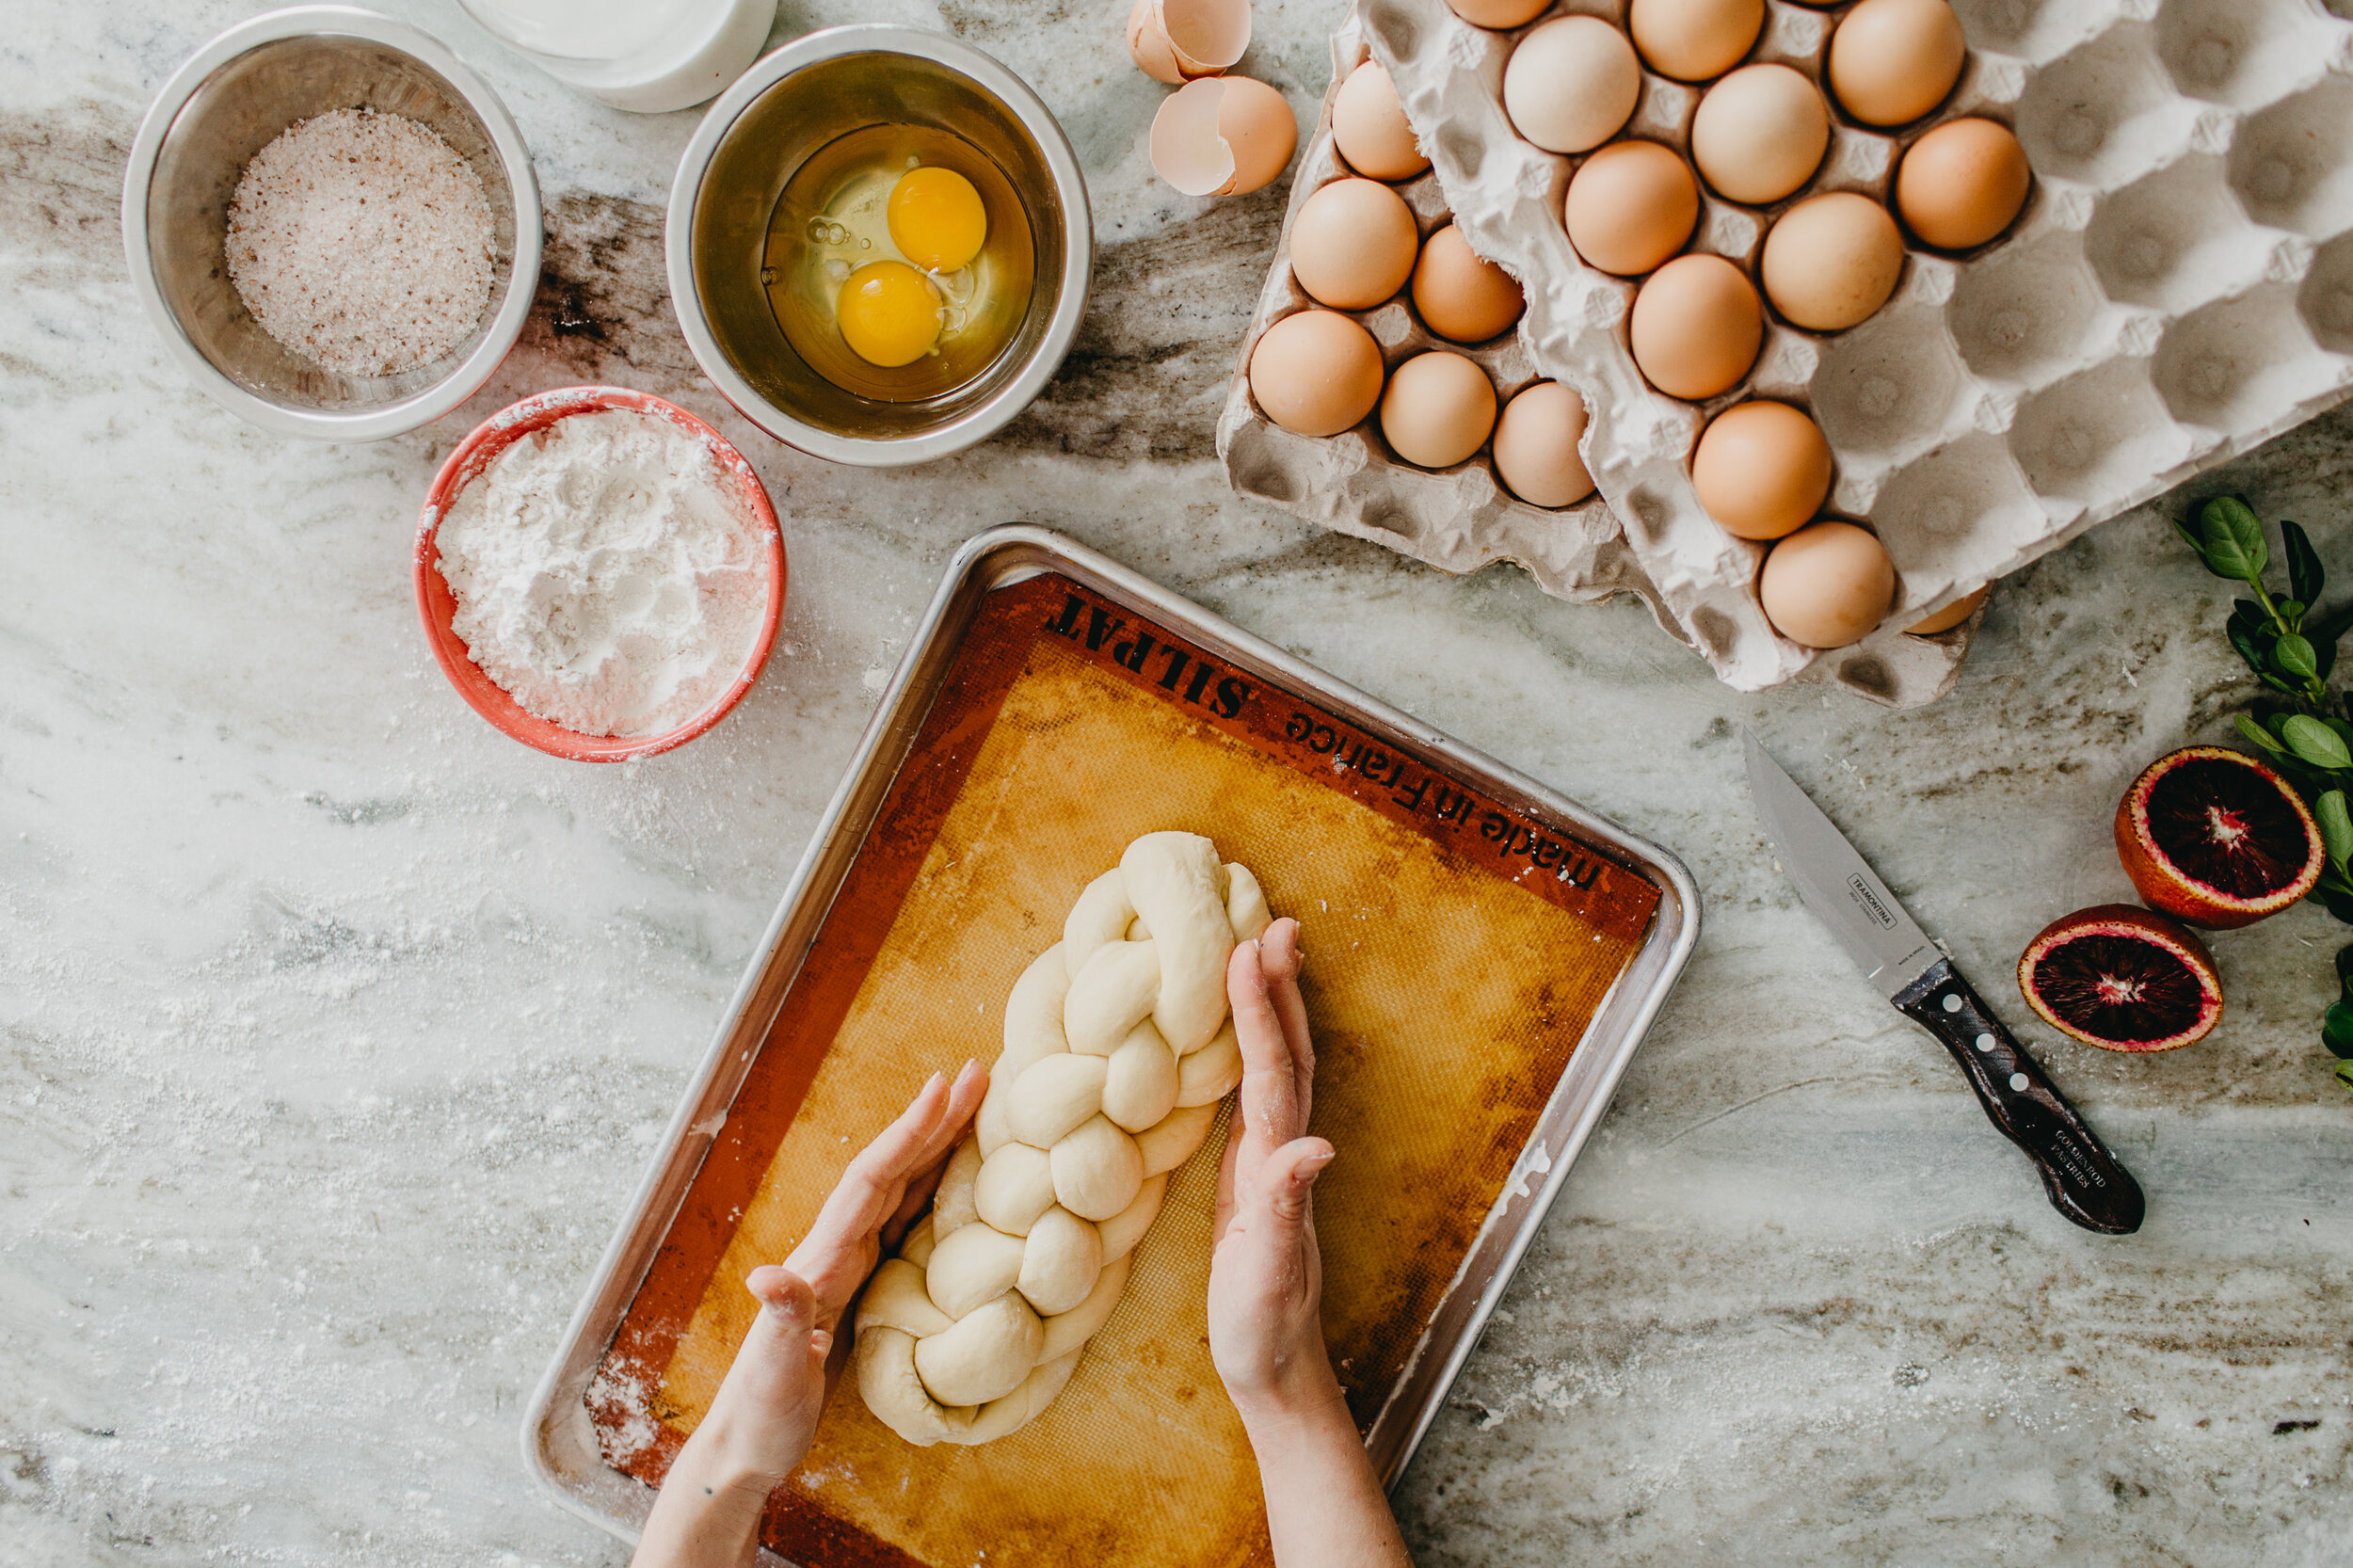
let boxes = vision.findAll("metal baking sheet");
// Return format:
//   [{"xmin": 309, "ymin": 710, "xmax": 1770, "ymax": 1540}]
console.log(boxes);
[{"xmin": 522, "ymin": 524, "xmax": 1699, "ymax": 1565}]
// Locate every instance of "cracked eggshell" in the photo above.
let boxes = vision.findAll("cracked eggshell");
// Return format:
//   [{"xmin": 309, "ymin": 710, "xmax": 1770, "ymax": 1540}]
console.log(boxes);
[
  {"xmin": 1128, "ymin": 0, "xmax": 1252, "ymax": 85},
  {"xmin": 1151, "ymin": 76, "xmax": 1299, "ymax": 197}
]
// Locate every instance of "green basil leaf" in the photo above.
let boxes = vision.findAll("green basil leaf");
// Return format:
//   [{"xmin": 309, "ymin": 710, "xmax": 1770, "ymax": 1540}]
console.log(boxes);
[
  {"xmin": 2237, "ymin": 713, "xmax": 2286, "ymax": 752},
  {"xmin": 2281, "ymin": 599, "xmax": 2309, "ymax": 629},
  {"xmin": 2318, "ymin": 791, "xmax": 2353, "ymax": 872},
  {"xmin": 2197, "ymin": 496, "xmax": 2269, "ymax": 582},
  {"xmin": 2323, "ymin": 885, "xmax": 2353, "ymax": 924},
  {"xmin": 2326, "ymin": 716, "xmax": 2353, "ymax": 764},
  {"xmin": 2282, "ymin": 714, "xmax": 2353, "ymax": 769},
  {"xmin": 2336, "ymin": 945, "xmax": 2353, "ymax": 986},
  {"xmin": 2285, "ymin": 520, "xmax": 2325, "ymax": 609},
  {"xmin": 2337, "ymin": 1058, "xmax": 2353, "ymax": 1092},
  {"xmin": 2276, "ymin": 632, "xmax": 2320, "ymax": 680},
  {"xmin": 2325, "ymin": 1001, "xmax": 2353, "ymax": 1058},
  {"xmin": 2261, "ymin": 670, "xmax": 2301, "ymax": 696}
]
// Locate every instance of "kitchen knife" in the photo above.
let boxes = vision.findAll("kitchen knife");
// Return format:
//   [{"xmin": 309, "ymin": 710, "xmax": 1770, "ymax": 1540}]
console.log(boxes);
[{"xmin": 1744, "ymin": 730, "xmax": 2145, "ymax": 1236}]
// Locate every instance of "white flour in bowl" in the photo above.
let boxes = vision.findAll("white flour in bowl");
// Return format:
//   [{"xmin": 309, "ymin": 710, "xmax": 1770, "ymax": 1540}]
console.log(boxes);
[{"xmin": 434, "ymin": 409, "xmax": 771, "ymax": 739}]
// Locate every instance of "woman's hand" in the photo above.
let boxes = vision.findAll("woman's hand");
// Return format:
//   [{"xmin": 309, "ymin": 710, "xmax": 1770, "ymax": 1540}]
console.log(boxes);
[
  {"xmin": 1208, "ymin": 918, "xmax": 1339, "ymax": 1418},
  {"xmin": 632, "ymin": 1060, "xmax": 986, "ymax": 1568},
  {"xmin": 1207, "ymin": 920, "xmax": 1413, "ymax": 1568}
]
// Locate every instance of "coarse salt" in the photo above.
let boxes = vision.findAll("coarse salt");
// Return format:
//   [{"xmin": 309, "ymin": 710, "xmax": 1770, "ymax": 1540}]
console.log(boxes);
[
  {"xmin": 435, "ymin": 410, "xmax": 770, "ymax": 739},
  {"xmin": 226, "ymin": 108, "xmax": 495, "ymax": 378}
]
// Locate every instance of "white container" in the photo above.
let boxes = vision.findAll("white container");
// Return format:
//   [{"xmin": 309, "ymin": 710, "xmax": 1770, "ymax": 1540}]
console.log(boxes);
[{"xmin": 458, "ymin": 0, "xmax": 777, "ymax": 114}]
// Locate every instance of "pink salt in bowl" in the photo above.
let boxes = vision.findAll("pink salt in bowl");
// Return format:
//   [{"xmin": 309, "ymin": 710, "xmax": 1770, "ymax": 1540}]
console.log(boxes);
[{"xmin": 414, "ymin": 386, "xmax": 786, "ymax": 761}]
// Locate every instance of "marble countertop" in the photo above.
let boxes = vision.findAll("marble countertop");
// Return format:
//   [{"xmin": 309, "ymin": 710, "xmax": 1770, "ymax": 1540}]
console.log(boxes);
[{"xmin": 7, "ymin": 2, "xmax": 2353, "ymax": 1563}]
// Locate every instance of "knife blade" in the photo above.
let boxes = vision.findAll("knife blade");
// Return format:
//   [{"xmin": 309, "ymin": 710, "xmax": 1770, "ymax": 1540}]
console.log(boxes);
[{"xmin": 1744, "ymin": 731, "xmax": 2145, "ymax": 1236}]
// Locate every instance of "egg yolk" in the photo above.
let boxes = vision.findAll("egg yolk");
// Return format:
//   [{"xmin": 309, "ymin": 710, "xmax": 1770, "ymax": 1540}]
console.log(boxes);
[
  {"xmin": 837, "ymin": 261, "xmax": 943, "ymax": 367},
  {"xmin": 887, "ymin": 167, "xmax": 987, "ymax": 274}
]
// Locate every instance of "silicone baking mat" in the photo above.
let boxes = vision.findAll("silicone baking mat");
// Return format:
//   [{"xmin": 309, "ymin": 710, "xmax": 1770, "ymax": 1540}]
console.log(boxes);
[{"xmin": 583, "ymin": 572, "xmax": 1659, "ymax": 1568}]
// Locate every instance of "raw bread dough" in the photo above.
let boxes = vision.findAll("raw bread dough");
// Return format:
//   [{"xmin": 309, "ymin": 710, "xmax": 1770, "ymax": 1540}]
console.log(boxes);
[{"xmin": 854, "ymin": 831, "xmax": 1272, "ymax": 1445}]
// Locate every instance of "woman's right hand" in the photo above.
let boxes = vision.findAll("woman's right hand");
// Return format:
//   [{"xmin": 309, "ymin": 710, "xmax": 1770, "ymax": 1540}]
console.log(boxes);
[
  {"xmin": 1207, "ymin": 918, "xmax": 1412, "ymax": 1567},
  {"xmin": 1207, "ymin": 917, "xmax": 1341, "ymax": 1420}
]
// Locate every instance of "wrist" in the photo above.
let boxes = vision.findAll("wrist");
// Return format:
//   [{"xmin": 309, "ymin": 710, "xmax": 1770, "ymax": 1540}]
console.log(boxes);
[{"xmin": 1226, "ymin": 1357, "xmax": 1351, "ymax": 1439}]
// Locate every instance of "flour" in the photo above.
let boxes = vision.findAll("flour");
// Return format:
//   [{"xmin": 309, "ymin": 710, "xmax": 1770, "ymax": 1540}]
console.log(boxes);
[{"xmin": 434, "ymin": 409, "xmax": 768, "ymax": 738}]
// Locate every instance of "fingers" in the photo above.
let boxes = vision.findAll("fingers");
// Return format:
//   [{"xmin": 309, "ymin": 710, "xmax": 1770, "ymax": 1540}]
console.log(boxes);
[
  {"xmin": 1210, "ymin": 1101, "xmax": 1244, "ymax": 1247},
  {"xmin": 1228, "ymin": 936, "xmax": 1305, "ymax": 1160},
  {"xmin": 804, "ymin": 1062, "xmax": 975, "ymax": 1256},
  {"xmin": 913, "ymin": 1059, "xmax": 988, "ymax": 1172},
  {"xmin": 1258, "ymin": 919, "xmax": 1316, "ymax": 1125}
]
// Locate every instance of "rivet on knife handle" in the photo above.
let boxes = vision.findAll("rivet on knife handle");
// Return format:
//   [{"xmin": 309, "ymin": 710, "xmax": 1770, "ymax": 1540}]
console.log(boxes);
[{"xmin": 1892, "ymin": 958, "xmax": 2146, "ymax": 1236}]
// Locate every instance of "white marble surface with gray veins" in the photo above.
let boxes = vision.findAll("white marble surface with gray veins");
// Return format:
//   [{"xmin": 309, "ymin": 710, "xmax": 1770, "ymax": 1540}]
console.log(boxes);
[{"xmin": 7, "ymin": 2, "xmax": 2353, "ymax": 1565}]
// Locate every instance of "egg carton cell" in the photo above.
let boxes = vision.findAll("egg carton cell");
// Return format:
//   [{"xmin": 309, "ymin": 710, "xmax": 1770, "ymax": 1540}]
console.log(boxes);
[
  {"xmin": 2014, "ymin": 21, "xmax": 2218, "ymax": 190},
  {"xmin": 2083, "ymin": 152, "xmax": 2308, "ymax": 315},
  {"xmin": 1951, "ymin": 0, "xmax": 2124, "ymax": 69},
  {"xmin": 1944, "ymin": 225, "xmax": 2119, "ymax": 386},
  {"xmin": 2155, "ymin": 0, "xmax": 2346, "ymax": 110},
  {"xmin": 1867, "ymin": 431, "xmax": 2049, "ymax": 598},
  {"xmin": 2296, "ymin": 230, "xmax": 2353, "ymax": 355},
  {"xmin": 1811, "ymin": 298, "xmax": 1977, "ymax": 492},
  {"xmin": 2227, "ymin": 75, "xmax": 2353, "ymax": 242},
  {"xmin": 2009, "ymin": 357, "xmax": 2202, "ymax": 504},
  {"xmin": 2153, "ymin": 280, "xmax": 2349, "ymax": 432}
]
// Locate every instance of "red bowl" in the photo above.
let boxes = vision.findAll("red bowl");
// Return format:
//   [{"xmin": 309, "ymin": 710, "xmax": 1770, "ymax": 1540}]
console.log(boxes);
[{"xmin": 413, "ymin": 386, "xmax": 787, "ymax": 761}]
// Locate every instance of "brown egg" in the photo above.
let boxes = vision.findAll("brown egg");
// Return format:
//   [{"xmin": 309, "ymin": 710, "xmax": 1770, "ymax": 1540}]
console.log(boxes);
[
  {"xmin": 1448, "ymin": 0, "xmax": 1550, "ymax": 28},
  {"xmin": 1380, "ymin": 351, "xmax": 1497, "ymax": 469},
  {"xmin": 1493, "ymin": 381, "xmax": 1595, "ymax": 506},
  {"xmin": 1759, "ymin": 520, "xmax": 1896, "ymax": 648},
  {"xmin": 1897, "ymin": 118, "xmax": 2030, "ymax": 249},
  {"xmin": 1691, "ymin": 401, "xmax": 1833, "ymax": 540},
  {"xmin": 1629, "ymin": 253, "xmax": 1763, "ymax": 400},
  {"xmin": 1332, "ymin": 60, "xmax": 1430, "ymax": 181},
  {"xmin": 1248, "ymin": 310, "xmax": 1385, "ymax": 436},
  {"xmin": 1564, "ymin": 140, "xmax": 1700, "ymax": 277},
  {"xmin": 1289, "ymin": 178, "xmax": 1419, "ymax": 310},
  {"xmin": 1413, "ymin": 225, "xmax": 1526, "ymax": 343},
  {"xmin": 1829, "ymin": 0, "xmax": 1966, "ymax": 128},
  {"xmin": 1503, "ymin": 16, "xmax": 1642, "ymax": 154},
  {"xmin": 1761, "ymin": 193, "xmax": 1904, "ymax": 331},
  {"xmin": 1907, "ymin": 583, "xmax": 1988, "ymax": 634},
  {"xmin": 1690, "ymin": 64, "xmax": 1830, "ymax": 205},
  {"xmin": 1627, "ymin": 0, "xmax": 1764, "ymax": 83}
]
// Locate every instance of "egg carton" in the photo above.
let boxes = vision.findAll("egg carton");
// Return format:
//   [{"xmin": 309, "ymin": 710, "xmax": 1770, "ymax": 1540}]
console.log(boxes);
[
  {"xmin": 1216, "ymin": 12, "xmax": 1978, "ymax": 706},
  {"xmin": 1213, "ymin": 31, "xmax": 1654, "ymax": 616},
  {"xmin": 1346, "ymin": 0, "xmax": 2353, "ymax": 698}
]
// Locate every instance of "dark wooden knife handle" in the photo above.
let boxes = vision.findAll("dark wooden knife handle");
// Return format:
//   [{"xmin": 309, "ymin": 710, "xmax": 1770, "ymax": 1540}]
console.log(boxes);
[{"xmin": 1893, "ymin": 958, "xmax": 2144, "ymax": 1235}]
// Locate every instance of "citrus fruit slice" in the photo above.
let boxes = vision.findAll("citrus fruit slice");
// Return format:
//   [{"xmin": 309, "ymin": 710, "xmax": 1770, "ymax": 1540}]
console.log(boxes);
[
  {"xmin": 2017, "ymin": 904, "xmax": 2222, "ymax": 1052},
  {"xmin": 2114, "ymin": 746, "xmax": 2322, "ymax": 929}
]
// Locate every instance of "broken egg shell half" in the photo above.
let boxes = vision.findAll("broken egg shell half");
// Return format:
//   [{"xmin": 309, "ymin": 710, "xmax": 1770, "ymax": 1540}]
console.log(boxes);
[
  {"xmin": 1150, "ymin": 76, "xmax": 1298, "ymax": 198},
  {"xmin": 1128, "ymin": 0, "xmax": 1252, "ymax": 85}
]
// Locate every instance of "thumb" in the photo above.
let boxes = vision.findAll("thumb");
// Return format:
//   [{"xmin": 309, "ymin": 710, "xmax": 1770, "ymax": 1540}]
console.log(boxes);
[
  {"xmin": 746, "ymin": 1265, "xmax": 817, "ymax": 1334},
  {"xmin": 1257, "ymin": 1137, "xmax": 1334, "ymax": 1226}
]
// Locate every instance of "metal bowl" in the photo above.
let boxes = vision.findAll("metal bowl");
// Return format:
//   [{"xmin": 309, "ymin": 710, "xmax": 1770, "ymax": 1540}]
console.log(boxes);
[
  {"xmin": 666, "ymin": 25, "xmax": 1092, "ymax": 467},
  {"xmin": 121, "ymin": 6, "xmax": 542, "ymax": 443}
]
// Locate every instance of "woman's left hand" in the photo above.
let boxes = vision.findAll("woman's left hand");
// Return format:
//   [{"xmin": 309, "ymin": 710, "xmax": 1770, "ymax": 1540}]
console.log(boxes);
[{"xmin": 632, "ymin": 1060, "xmax": 986, "ymax": 1568}]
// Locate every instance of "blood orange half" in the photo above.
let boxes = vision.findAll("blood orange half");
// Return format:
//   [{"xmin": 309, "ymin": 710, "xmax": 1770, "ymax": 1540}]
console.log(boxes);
[
  {"xmin": 2114, "ymin": 746, "xmax": 2322, "ymax": 929},
  {"xmin": 2017, "ymin": 904, "xmax": 2223, "ymax": 1052}
]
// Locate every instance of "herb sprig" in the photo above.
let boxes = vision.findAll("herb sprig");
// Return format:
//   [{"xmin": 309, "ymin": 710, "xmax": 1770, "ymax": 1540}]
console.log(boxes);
[{"xmin": 2176, "ymin": 496, "xmax": 2353, "ymax": 1090}]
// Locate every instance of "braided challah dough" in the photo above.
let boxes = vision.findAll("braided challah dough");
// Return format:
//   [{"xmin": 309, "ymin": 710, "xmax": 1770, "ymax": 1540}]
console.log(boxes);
[{"xmin": 855, "ymin": 831, "xmax": 1273, "ymax": 1445}]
